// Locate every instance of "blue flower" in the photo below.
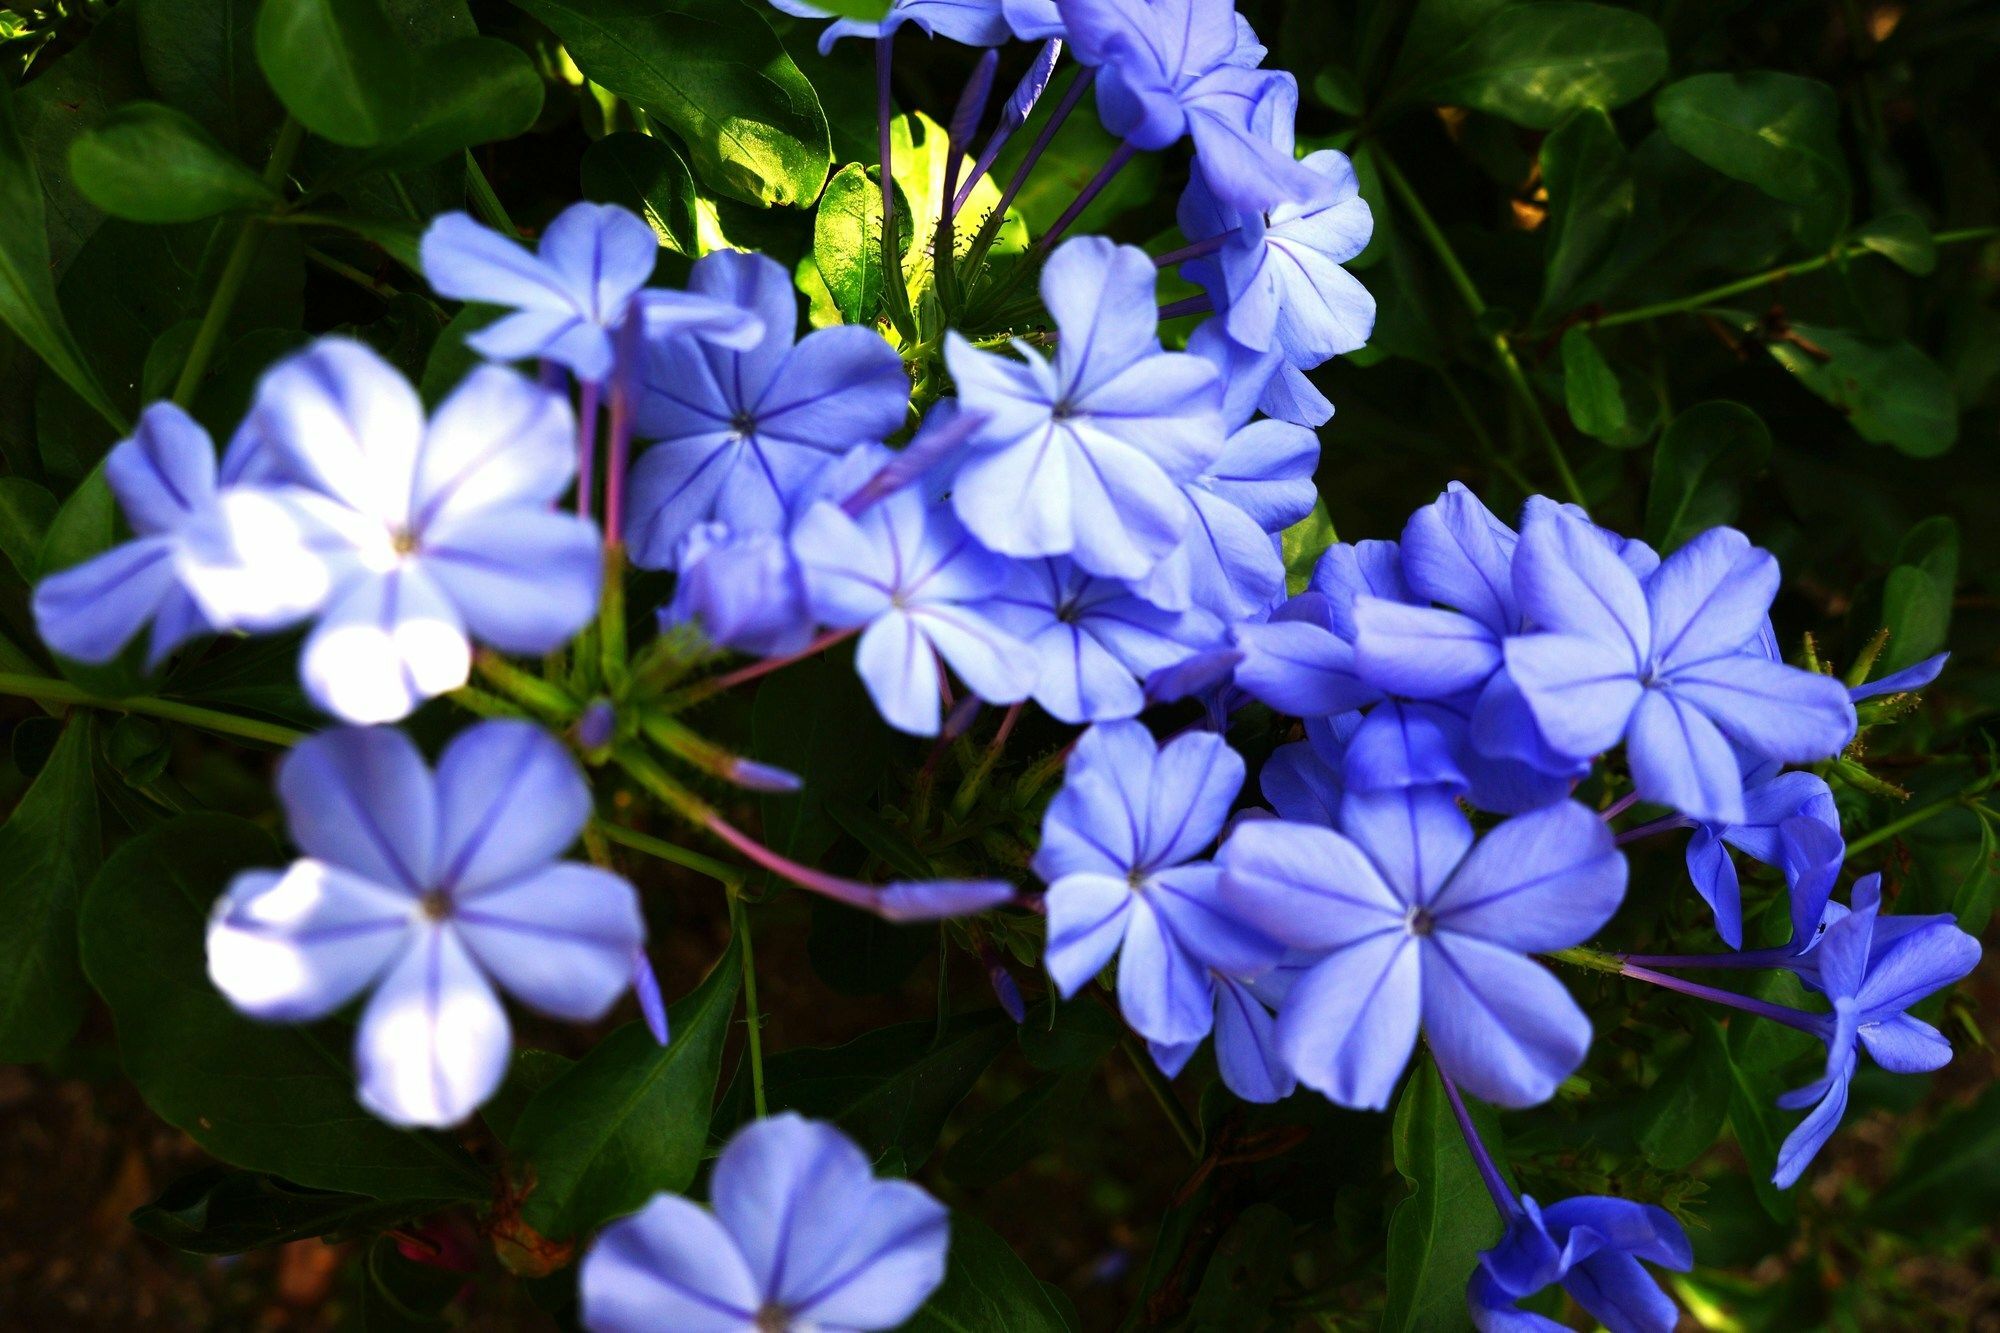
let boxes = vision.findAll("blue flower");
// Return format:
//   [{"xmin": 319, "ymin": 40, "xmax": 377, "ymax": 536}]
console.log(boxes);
[
  {"xmin": 1001, "ymin": 0, "xmax": 1065, "ymax": 40},
  {"xmin": 206, "ymin": 722, "xmax": 644, "ymax": 1127},
  {"xmin": 1469, "ymin": 1193, "xmax": 1693, "ymax": 1333},
  {"xmin": 1179, "ymin": 141, "xmax": 1375, "ymax": 369},
  {"xmin": 1259, "ymin": 713, "xmax": 1359, "ymax": 826},
  {"xmin": 1221, "ymin": 789, "xmax": 1626, "ymax": 1108},
  {"xmin": 1849, "ymin": 650, "xmax": 1948, "ymax": 701},
  {"xmin": 768, "ymin": 0, "xmax": 1014, "ymax": 53},
  {"xmin": 1772, "ymin": 875, "xmax": 1980, "ymax": 1187},
  {"xmin": 580, "ymin": 1113, "xmax": 949, "ymax": 1332},
  {"xmin": 32, "ymin": 402, "xmax": 247, "ymax": 668},
  {"xmin": 1034, "ymin": 722, "xmax": 1278, "ymax": 1045},
  {"xmin": 626, "ymin": 250, "xmax": 910, "ymax": 570},
  {"xmin": 1685, "ymin": 766, "xmax": 1841, "ymax": 949},
  {"xmin": 664, "ymin": 522, "xmax": 816, "ymax": 658},
  {"xmin": 1059, "ymin": 0, "xmax": 1325, "ymax": 211},
  {"xmin": 421, "ymin": 204, "xmax": 759, "ymax": 382},
  {"xmin": 943, "ymin": 237, "xmax": 1226, "ymax": 580},
  {"xmin": 987, "ymin": 557, "xmax": 1223, "ymax": 723},
  {"xmin": 791, "ymin": 488, "xmax": 1036, "ymax": 735},
  {"xmin": 1229, "ymin": 541, "xmax": 1407, "ymax": 718},
  {"xmin": 1150, "ymin": 971, "xmax": 1295, "ymax": 1103},
  {"xmin": 1132, "ymin": 325, "xmax": 1318, "ymax": 620},
  {"xmin": 1505, "ymin": 512, "xmax": 1857, "ymax": 824},
  {"xmin": 186, "ymin": 339, "xmax": 603, "ymax": 724}
]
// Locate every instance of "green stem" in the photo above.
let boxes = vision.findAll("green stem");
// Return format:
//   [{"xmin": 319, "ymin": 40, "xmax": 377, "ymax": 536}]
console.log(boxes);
[
  {"xmin": 728, "ymin": 886, "xmax": 769, "ymax": 1119},
  {"xmin": 0, "ymin": 673, "xmax": 304, "ymax": 747},
  {"xmin": 1372, "ymin": 148, "xmax": 1585, "ymax": 507},
  {"xmin": 1543, "ymin": 944, "xmax": 1627, "ymax": 976},
  {"xmin": 303, "ymin": 244, "xmax": 397, "ymax": 298},
  {"xmin": 1846, "ymin": 778, "xmax": 1994, "ymax": 856},
  {"xmin": 174, "ymin": 117, "xmax": 305, "ymax": 405},
  {"xmin": 595, "ymin": 818, "xmax": 742, "ymax": 889},
  {"xmin": 1119, "ymin": 1031, "xmax": 1201, "ymax": 1160},
  {"xmin": 1585, "ymin": 226, "xmax": 2000, "ymax": 332},
  {"xmin": 464, "ymin": 150, "xmax": 516, "ymax": 235}
]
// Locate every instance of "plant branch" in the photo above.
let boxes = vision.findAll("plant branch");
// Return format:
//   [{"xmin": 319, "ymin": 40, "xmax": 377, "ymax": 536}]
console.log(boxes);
[{"xmin": 0, "ymin": 672, "xmax": 304, "ymax": 746}]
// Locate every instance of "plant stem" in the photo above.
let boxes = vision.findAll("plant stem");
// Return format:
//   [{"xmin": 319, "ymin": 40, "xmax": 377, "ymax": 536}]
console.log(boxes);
[
  {"xmin": 1154, "ymin": 231, "xmax": 1232, "ymax": 268},
  {"xmin": 1157, "ymin": 294, "xmax": 1212, "ymax": 321},
  {"xmin": 1621, "ymin": 963, "xmax": 1827, "ymax": 1034},
  {"xmin": 667, "ymin": 627, "xmax": 857, "ymax": 706},
  {"xmin": 1585, "ymin": 226, "xmax": 2000, "ymax": 331},
  {"xmin": 0, "ymin": 673, "xmax": 304, "ymax": 746},
  {"xmin": 1846, "ymin": 777, "xmax": 1992, "ymax": 855},
  {"xmin": 573, "ymin": 376, "xmax": 601, "ymax": 520},
  {"xmin": 1614, "ymin": 813, "xmax": 1695, "ymax": 846},
  {"xmin": 728, "ymin": 885, "xmax": 769, "ymax": 1119},
  {"xmin": 1118, "ymin": 1031, "xmax": 1202, "ymax": 1160},
  {"xmin": 1372, "ymin": 147, "xmax": 1585, "ymax": 507},
  {"xmin": 595, "ymin": 818, "xmax": 742, "ymax": 889},
  {"xmin": 1029, "ymin": 140, "xmax": 1136, "ymax": 258},
  {"xmin": 174, "ymin": 117, "xmax": 304, "ymax": 405}
]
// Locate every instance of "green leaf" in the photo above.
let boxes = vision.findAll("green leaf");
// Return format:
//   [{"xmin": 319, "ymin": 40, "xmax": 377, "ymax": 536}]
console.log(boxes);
[
  {"xmin": 1763, "ymin": 322, "xmax": 1958, "ymax": 458},
  {"xmin": 787, "ymin": 0, "xmax": 892, "ymax": 18},
  {"xmin": 255, "ymin": 0, "xmax": 410, "ymax": 146},
  {"xmin": 0, "ymin": 477, "xmax": 58, "ymax": 582},
  {"xmin": 508, "ymin": 0, "xmax": 832, "ymax": 208},
  {"xmin": 1951, "ymin": 813, "xmax": 1998, "ymax": 941},
  {"xmin": 1882, "ymin": 516, "xmax": 1958, "ymax": 672},
  {"xmin": 1382, "ymin": 1059, "xmax": 1505, "ymax": 1333},
  {"xmin": 1867, "ymin": 1079, "xmax": 2000, "ymax": 1238},
  {"xmin": 815, "ymin": 162, "xmax": 887, "ymax": 324},
  {"xmin": 729, "ymin": 1011, "xmax": 1012, "ymax": 1172},
  {"xmin": 78, "ymin": 813, "xmax": 490, "ymax": 1201},
  {"xmin": 1281, "ymin": 500, "xmax": 1337, "ymax": 595},
  {"xmin": 507, "ymin": 943, "xmax": 740, "ymax": 1239},
  {"xmin": 750, "ymin": 651, "xmax": 889, "ymax": 863},
  {"xmin": 69, "ymin": 102, "xmax": 279, "ymax": 223},
  {"xmin": 806, "ymin": 894, "xmax": 932, "ymax": 996},
  {"xmin": 581, "ymin": 132, "xmax": 698, "ymax": 256},
  {"xmin": 131, "ymin": 1166, "xmax": 435, "ymax": 1255},
  {"xmin": 1405, "ymin": 2, "xmax": 1667, "ymax": 129},
  {"xmin": 1537, "ymin": 108, "xmax": 1631, "ymax": 317},
  {"xmin": 1654, "ymin": 72, "xmax": 1850, "ymax": 241},
  {"xmin": 258, "ymin": 0, "xmax": 542, "ymax": 167},
  {"xmin": 1186, "ymin": 1203, "xmax": 1292, "ymax": 1329},
  {"xmin": 1855, "ymin": 212, "xmax": 1938, "ymax": 276},
  {"xmin": 1560, "ymin": 325, "xmax": 1650, "ymax": 447},
  {"xmin": 1717, "ymin": 1018, "xmax": 1795, "ymax": 1223},
  {"xmin": 941, "ymin": 1070, "xmax": 1090, "ymax": 1188},
  {"xmin": 133, "ymin": 0, "xmax": 284, "ymax": 159},
  {"xmin": 1636, "ymin": 1020, "xmax": 1732, "ymax": 1170},
  {"xmin": 0, "ymin": 715, "xmax": 100, "ymax": 1060},
  {"xmin": 0, "ymin": 79, "xmax": 125, "ymax": 432},
  {"xmin": 1644, "ymin": 401, "xmax": 1773, "ymax": 552},
  {"xmin": 904, "ymin": 1213, "xmax": 1071, "ymax": 1333}
]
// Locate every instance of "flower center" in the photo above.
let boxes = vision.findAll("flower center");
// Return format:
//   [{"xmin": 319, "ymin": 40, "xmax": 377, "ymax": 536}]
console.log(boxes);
[
  {"xmin": 418, "ymin": 889, "xmax": 454, "ymax": 922},
  {"xmin": 755, "ymin": 1305, "xmax": 791, "ymax": 1333},
  {"xmin": 731, "ymin": 410, "xmax": 758, "ymax": 436},
  {"xmin": 390, "ymin": 527, "xmax": 421, "ymax": 557},
  {"xmin": 1405, "ymin": 906, "xmax": 1436, "ymax": 937},
  {"xmin": 1051, "ymin": 398, "xmax": 1079, "ymax": 422}
]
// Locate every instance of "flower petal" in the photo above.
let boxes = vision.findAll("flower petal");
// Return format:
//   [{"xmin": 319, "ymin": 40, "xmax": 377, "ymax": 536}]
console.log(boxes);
[
  {"xmin": 1219, "ymin": 818, "xmax": 1405, "ymax": 951},
  {"xmin": 455, "ymin": 864, "xmax": 643, "ymax": 1021},
  {"xmin": 1430, "ymin": 801, "xmax": 1627, "ymax": 952},
  {"xmin": 300, "ymin": 567, "xmax": 472, "ymax": 724},
  {"xmin": 1276, "ymin": 933, "xmax": 1421, "ymax": 1110},
  {"xmin": 579, "ymin": 1193, "xmax": 762, "ymax": 1332},
  {"xmin": 432, "ymin": 719, "xmax": 592, "ymax": 892},
  {"xmin": 1627, "ymin": 687, "xmax": 1746, "ymax": 824},
  {"xmin": 354, "ymin": 926, "xmax": 512, "ymax": 1127},
  {"xmin": 277, "ymin": 726, "xmax": 436, "ymax": 890},
  {"xmin": 412, "ymin": 366, "xmax": 576, "ymax": 528},
  {"xmin": 1421, "ymin": 936, "xmax": 1591, "ymax": 1108},
  {"xmin": 206, "ymin": 863, "xmax": 414, "ymax": 1021}
]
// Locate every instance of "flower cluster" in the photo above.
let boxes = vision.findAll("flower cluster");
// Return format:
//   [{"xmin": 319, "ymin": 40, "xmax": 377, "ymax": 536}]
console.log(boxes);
[{"xmin": 25, "ymin": 0, "xmax": 1979, "ymax": 1325}]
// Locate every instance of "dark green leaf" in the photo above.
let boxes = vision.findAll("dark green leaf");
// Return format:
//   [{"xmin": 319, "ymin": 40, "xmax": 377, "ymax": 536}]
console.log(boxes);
[
  {"xmin": 1855, "ymin": 212, "xmax": 1938, "ymax": 276},
  {"xmin": 1537, "ymin": 108, "xmax": 1631, "ymax": 317},
  {"xmin": 1644, "ymin": 401, "xmax": 1772, "ymax": 551},
  {"xmin": 1882, "ymin": 516, "xmax": 1958, "ymax": 671},
  {"xmin": 1951, "ymin": 813, "xmax": 1998, "ymax": 941},
  {"xmin": 1406, "ymin": 2, "xmax": 1667, "ymax": 130},
  {"xmin": 78, "ymin": 813, "xmax": 489, "ymax": 1201},
  {"xmin": 1281, "ymin": 500, "xmax": 1337, "ymax": 595},
  {"xmin": 731, "ymin": 1011, "xmax": 1011, "ymax": 1171},
  {"xmin": 787, "ymin": 0, "xmax": 892, "ymax": 19},
  {"xmin": 1636, "ymin": 1020, "xmax": 1732, "ymax": 1170},
  {"xmin": 806, "ymin": 895, "xmax": 932, "ymax": 995},
  {"xmin": 0, "ymin": 79, "xmax": 124, "ymax": 432},
  {"xmin": 904, "ymin": 1213, "xmax": 1070, "ymax": 1333},
  {"xmin": 1764, "ymin": 322, "xmax": 1958, "ymax": 458},
  {"xmin": 1718, "ymin": 1026, "xmax": 1796, "ymax": 1224},
  {"xmin": 1186, "ymin": 1203, "xmax": 1292, "ymax": 1330},
  {"xmin": 1560, "ymin": 325, "xmax": 1649, "ymax": 447},
  {"xmin": 1382, "ymin": 1059, "xmax": 1506, "ymax": 1333},
  {"xmin": 1655, "ymin": 72, "xmax": 1850, "ymax": 241},
  {"xmin": 1868, "ymin": 1080, "xmax": 2000, "ymax": 1237},
  {"xmin": 1018, "ymin": 998, "xmax": 1119, "ymax": 1073},
  {"xmin": 0, "ymin": 477, "xmax": 57, "ymax": 582},
  {"xmin": 0, "ymin": 715, "xmax": 100, "ymax": 1060},
  {"xmin": 815, "ymin": 162, "xmax": 887, "ymax": 324},
  {"xmin": 581, "ymin": 132, "xmax": 698, "ymax": 256},
  {"xmin": 69, "ymin": 102, "xmax": 279, "ymax": 223},
  {"xmin": 133, "ymin": 0, "xmax": 283, "ymax": 159},
  {"xmin": 508, "ymin": 944, "xmax": 740, "ymax": 1239},
  {"xmin": 942, "ymin": 1070, "xmax": 1090, "ymax": 1188},
  {"xmin": 750, "ymin": 651, "xmax": 889, "ymax": 863},
  {"xmin": 131, "ymin": 1166, "xmax": 436, "ymax": 1255},
  {"xmin": 508, "ymin": 0, "xmax": 832, "ymax": 208}
]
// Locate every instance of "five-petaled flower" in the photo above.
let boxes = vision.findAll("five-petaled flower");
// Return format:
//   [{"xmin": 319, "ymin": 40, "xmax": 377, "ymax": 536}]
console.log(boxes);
[
  {"xmin": 1469, "ymin": 1193, "xmax": 1693, "ymax": 1333},
  {"xmin": 206, "ymin": 722, "xmax": 645, "ymax": 1127},
  {"xmin": 580, "ymin": 1113, "xmax": 949, "ymax": 1332}
]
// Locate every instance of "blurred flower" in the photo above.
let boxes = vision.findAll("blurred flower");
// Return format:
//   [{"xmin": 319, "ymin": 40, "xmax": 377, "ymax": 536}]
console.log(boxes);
[{"xmin": 1469, "ymin": 1193, "xmax": 1692, "ymax": 1333}]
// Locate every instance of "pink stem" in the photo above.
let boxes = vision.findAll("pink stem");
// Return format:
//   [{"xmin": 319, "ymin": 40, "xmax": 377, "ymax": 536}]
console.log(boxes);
[
  {"xmin": 574, "ymin": 376, "xmax": 602, "ymax": 520},
  {"xmin": 703, "ymin": 628, "xmax": 858, "ymax": 694}
]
